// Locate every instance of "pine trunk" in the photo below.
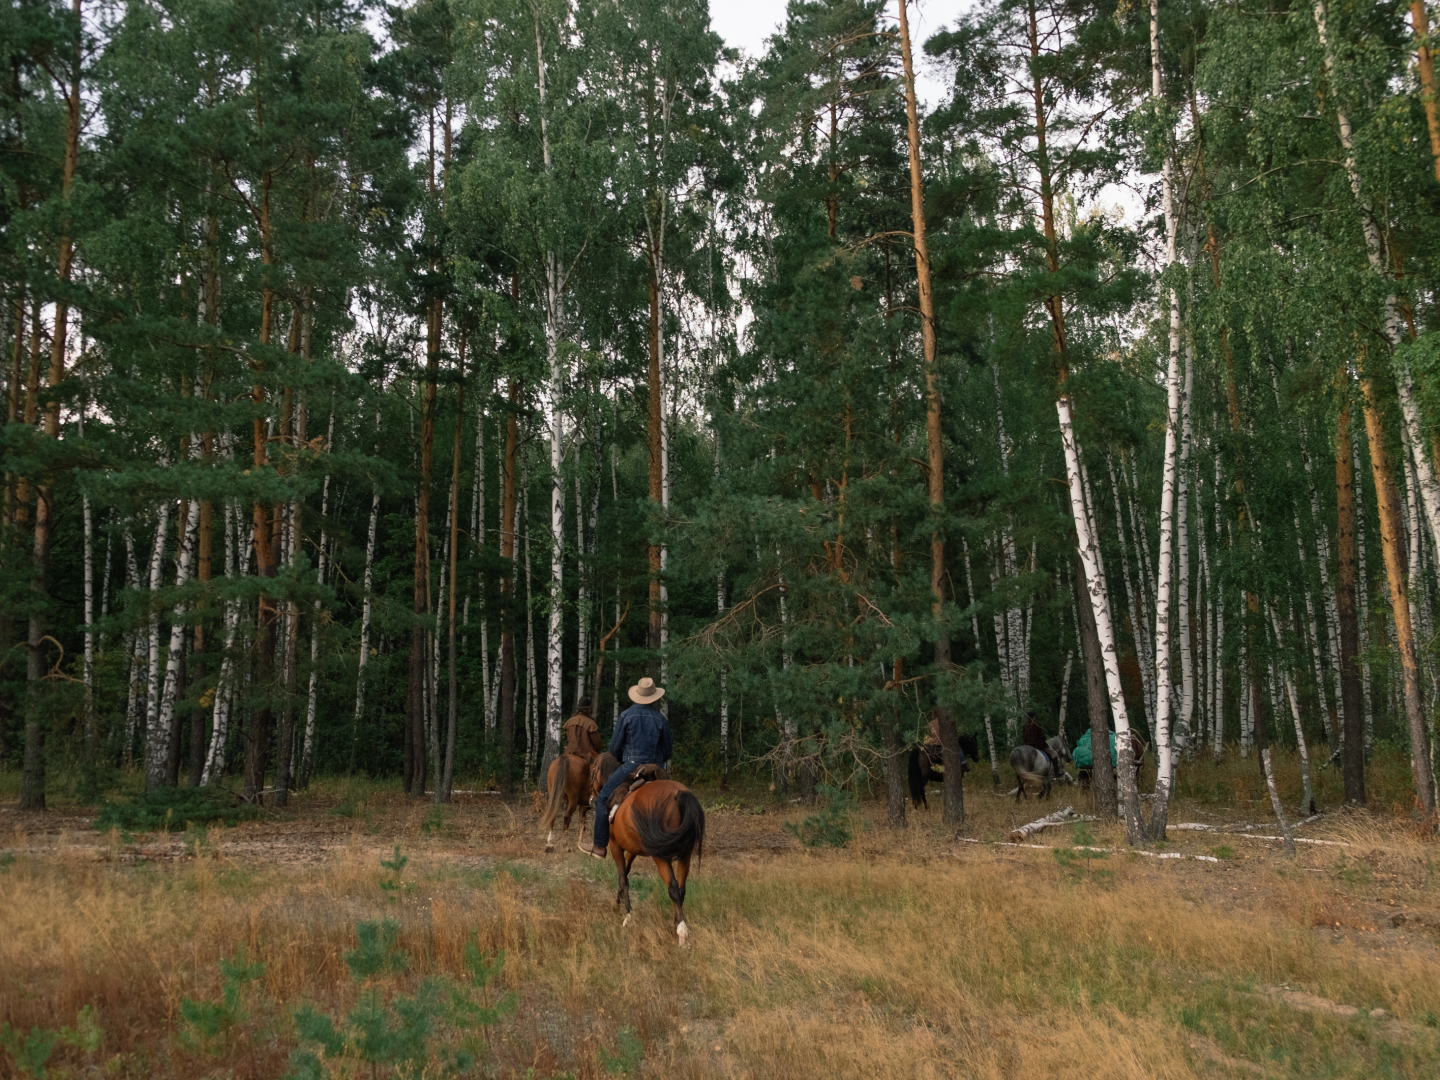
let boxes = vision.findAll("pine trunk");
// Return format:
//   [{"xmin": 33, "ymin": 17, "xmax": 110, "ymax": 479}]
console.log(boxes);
[
  {"xmin": 1359, "ymin": 368, "xmax": 1436, "ymax": 812},
  {"xmin": 899, "ymin": 0, "xmax": 962, "ymax": 825}
]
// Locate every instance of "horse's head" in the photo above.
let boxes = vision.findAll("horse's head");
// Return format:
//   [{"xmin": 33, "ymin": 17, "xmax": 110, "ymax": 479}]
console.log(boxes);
[
  {"xmin": 958, "ymin": 732, "xmax": 981, "ymax": 762},
  {"xmin": 1046, "ymin": 735, "xmax": 1071, "ymax": 764}
]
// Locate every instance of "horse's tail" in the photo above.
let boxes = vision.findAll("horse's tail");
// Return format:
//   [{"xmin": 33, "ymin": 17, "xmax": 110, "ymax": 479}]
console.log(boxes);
[
  {"xmin": 596, "ymin": 752, "xmax": 621, "ymax": 787},
  {"xmin": 906, "ymin": 748, "xmax": 927, "ymax": 809},
  {"xmin": 541, "ymin": 755, "xmax": 569, "ymax": 829},
  {"xmin": 634, "ymin": 789, "xmax": 706, "ymax": 864}
]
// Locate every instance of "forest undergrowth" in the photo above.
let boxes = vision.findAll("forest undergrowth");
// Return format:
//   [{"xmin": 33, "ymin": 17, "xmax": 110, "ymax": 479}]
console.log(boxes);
[{"xmin": 2, "ymin": 756, "xmax": 1438, "ymax": 1080}]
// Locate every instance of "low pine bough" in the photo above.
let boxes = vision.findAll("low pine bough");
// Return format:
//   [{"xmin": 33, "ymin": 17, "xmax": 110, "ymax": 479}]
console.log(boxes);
[{"xmin": 93, "ymin": 786, "xmax": 260, "ymax": 834}]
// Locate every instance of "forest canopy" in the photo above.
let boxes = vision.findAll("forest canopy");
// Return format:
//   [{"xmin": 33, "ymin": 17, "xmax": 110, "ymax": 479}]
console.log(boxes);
[{"xmin": 4, "ymin": 0, "xmax": 1440, "ymax": 840}]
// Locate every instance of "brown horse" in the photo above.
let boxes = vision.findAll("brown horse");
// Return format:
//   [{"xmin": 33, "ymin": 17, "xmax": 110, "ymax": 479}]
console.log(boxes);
[
  {"xmin": 606, "ymin": 779, "xmax": 705, "ymax": 945},
  {"xmin": 541, "ymin": 753, "xmax": 595, "ymax": 852}
]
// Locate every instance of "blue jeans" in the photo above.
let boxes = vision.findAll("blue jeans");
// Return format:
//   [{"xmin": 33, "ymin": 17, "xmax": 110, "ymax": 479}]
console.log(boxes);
[{"xmin": 592, "ymin": 762, "xmax": 641, "ymax": 850}]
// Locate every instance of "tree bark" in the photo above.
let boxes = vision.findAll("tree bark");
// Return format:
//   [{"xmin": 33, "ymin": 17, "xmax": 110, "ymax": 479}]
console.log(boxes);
[
  {"xmin": 440, "ymin": 333, "xmax": 465, "ymax": 802},
  {"xmin": 1334, "ymin": 394, "xmax": 1366, "ymax": 804},
  {"xmin": 409, "ymin": 293, "xmax": 441, "ymax": 796},
  {"xmin": 1074, "ymin": 550, "xmax": 1118, "ymax": 819},
  {"xmin": 1147, "ymin": 0, "xmax": 1181, "ymax": 840},
  {"xmin": 20, "ymin": 0, "xmax": 83, "ymax": 811},
  {"xmin": 499, "ymin": 379, "xmax": 520, "ymax": 794},
  {"xmin": 880, "ymin": 713, "xmax": 907, "ymax": 829},
  {"xmin": 898, "ymin": 0, "xmax": 962, "ymax": 826},
  {"xmin": 1359, "ymin": 367, "xmax": 1435, "ymax": 812},
  {"xmin": 1409, "ymin": 1, "xmax": 1440, "ymax": 185}
]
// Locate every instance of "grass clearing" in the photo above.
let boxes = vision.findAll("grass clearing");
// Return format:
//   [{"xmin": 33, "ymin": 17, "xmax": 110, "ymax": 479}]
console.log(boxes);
[{"xmin": 1, "ymin": 754, "xmax": 1437, "ymax": 1078}]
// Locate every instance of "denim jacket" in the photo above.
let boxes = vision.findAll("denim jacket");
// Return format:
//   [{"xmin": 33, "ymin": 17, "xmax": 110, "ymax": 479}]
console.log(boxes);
[{"xmin": 609, "ymin": 703, "xmax": 673, "ymax": 766}]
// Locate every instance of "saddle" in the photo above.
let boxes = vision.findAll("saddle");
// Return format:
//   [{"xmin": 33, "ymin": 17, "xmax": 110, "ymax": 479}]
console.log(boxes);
[{"xmin": 606, "ymin": 763, "xmax": 671, "ymax": 819}]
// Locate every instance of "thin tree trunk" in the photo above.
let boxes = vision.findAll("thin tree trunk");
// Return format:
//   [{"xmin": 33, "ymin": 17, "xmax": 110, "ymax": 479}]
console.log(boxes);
[
  {"xmin": 1410, "ymin": 1, "xmax": 1440, "ymax": 185},
  {"xmin": 523, "ymin": 452, "xmax": 538, "ymax": 782},
  {"xmin": 1074, "ymin": 549, "xmax": 1118, "ymax": 820},
  {"xmin": 150, "ymin": 489, "xmax": 201, "ymax": 791},
  {"xmin": 20, "ymin": 0, "xmax": 82, "ymax": 811},
  {"xmin": 440, "ymin": 336, "xmax": 465, "ymax": 802},
  {"xmin": 203, "ymin": 479, "xmax": 241, "ymax": 785},
  {"xmin": 1269, "ymin": 606, "xmax": 1315, "ymax": 813},
  {"xmin": 353, "ymin": 421, "xmax": 380, "ymax": 765},
  {"xmin": 961, "ymin": 538, "xmax": 1002, "ymax": 785},
  {"xmin": 299, "ymin": 413, "xmax": 334, "ymax": 790},
  {"xmin": 499, "ymin": 381, "xmax": 519, "ymax": 794},
  {"xmin": 1334, "ymin": 392, "xmax": 1367, "ymax": 803},
  {"xmin": 1359, "ymin": 365, "xmax": 1436, "ymax": 812},
  {"xmin": 1177, "ymin": 338, "xmax": 1195, "ymax": 758},
  {"xmin": 1146, "ymin": 0, "xmax": 1182, "ymax": 840},
  {"xmin": 472, "ymin": 393, "xmax": 494, "ymax": 732},
  {"xmin": 880, "ymin": 714, "xmax": 907, "ymax": 828},
  {"xmin": 1109, "ymin": 454, "xmax": 1155, "ymax": 728},
  {"xmin": 80, "ymin": 408, "xmax": 96, "ymax": 792},
  {"xmin": 899, "ymin": 0, "xmax": 962, "ymax": 825}
]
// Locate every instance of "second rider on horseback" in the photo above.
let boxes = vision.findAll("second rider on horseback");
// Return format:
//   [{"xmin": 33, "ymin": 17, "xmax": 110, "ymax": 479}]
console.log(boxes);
[{"xmin": 578, "ymin": 677, "xmax": 673, "ymax": 860}]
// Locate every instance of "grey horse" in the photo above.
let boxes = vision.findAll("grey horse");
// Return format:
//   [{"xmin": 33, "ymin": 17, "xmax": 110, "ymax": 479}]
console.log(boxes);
[{"xmin": 1009, "ymin": 735, "xmax": 1071, "ymax": 801}]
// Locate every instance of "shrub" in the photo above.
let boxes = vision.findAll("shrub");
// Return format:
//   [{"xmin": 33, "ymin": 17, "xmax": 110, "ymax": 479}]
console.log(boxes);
[
  {"xmin": 284, "ymin": 920, "xmax": 515, "ymax": 1079},
  {"xmin": 93, "ymin": 786, "xmax": 259, "ymax": 834},
  {"xmin": 0, "ymin": 1008, "xmax": 102, "ymax": 1079},
  {"xmin": 784, "ymin": 785, "xmax": 855, "ymax": 848}
]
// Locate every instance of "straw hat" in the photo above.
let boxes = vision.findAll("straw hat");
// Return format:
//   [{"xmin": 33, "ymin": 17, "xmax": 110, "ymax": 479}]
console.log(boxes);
[{"xmin": 627, "ymin": 677, "xmax": 665, "ymax": 705}]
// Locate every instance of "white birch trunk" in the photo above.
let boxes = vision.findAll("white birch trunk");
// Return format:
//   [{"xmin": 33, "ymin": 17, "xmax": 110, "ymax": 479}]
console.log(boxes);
[
  {"xmin": 962, "ymin": 537, "xmax": 1002, "ymax": 782},
  {"xmin": 1240, "ymin": 641, "xmax": 1252, "ymax": 759},
  {"xmin": 535, "ymin": 14, "xmax": 564, "ymax": 773},
  {"xmin": 574, "ymin": 465, "xmax": 589, "ymax": 705},
  {"xmin": 123, "ymin": 529, "xmax": 142, "ymax": 765},
  {"xmin": 203, "ymin": 489, "xmax": 242, "ymax": 785},
  {"xmin": 715, "ymin": 432, "xmax": 728, "ymax": 772},
  {"xmin": 1177, "ymin": 337, "xmax": 1195, "ymax": 758},
  {"xmin": 1058, "ymin": 395, "xmax": 1145, "ymax": 842},
  {"xmin": 1108, "ymin": 454, "xmax": 1155, "ymax": 725},
  {"xmin": 543, "ymin": 285, "xmax": 563, "ymax": 768},
  {"xmin": 523, "ymin": 454, "xmax": 538, "ymax": 780},
  {"xmin": 473, "ymin": 402, "xmax": 495, "ymax": 731},
  {"xmin": 989, "ymin": 544, "xmax": 1014, "ymax": 743},
  {"xmin": 1149, "ymin": 0, "xmax": 1182, "ymax": 827},
  {"xmin": 1353, "ymin": 424, "xmax": 1375, "ymax": 747},
  {"xmin": 148, "ymin": 489, "xmax": 201, "ymax": 791},
  {"xmin": 993, "ymin": 365, "xmax": 1025, "ymax": 716},
  {"xmin": 300, "ymin": 415, "xmax": 333, "ymax": 785},
  {"xmin": 1298, "ymin": 426, "xmax": 1342, "ymax": 745},
  {"xmin": 1270, "ymin": 606, "xmax": 1315, "ymax": 811},
  {"xmin": 143, "ymin": 492, "xmax": 172, "ymax": 766},
  {"xmin": 1057, "ymin": 650, "xmax": 1075, "ymax": 733}
]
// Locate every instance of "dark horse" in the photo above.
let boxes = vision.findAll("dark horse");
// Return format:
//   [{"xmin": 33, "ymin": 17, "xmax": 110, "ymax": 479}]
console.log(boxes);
[{"xmin": 907, "ymin": 732, "xmax": 981, "ymax": 809}]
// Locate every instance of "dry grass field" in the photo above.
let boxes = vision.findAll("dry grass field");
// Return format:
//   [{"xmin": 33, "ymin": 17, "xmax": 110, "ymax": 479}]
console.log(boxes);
[{"xmin": 2, "ymin": 750, "xmax": 1439, "ymax": 1079}]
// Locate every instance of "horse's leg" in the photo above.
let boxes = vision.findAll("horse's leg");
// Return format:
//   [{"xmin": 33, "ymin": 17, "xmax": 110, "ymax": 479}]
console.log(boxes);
[
  {"xmin": 653, "ymin": 858, "xmax": 688, "ymax": 946},
  {"xmin": 612, "ymin": 844, "xmax": 633, "ymax": 921}
]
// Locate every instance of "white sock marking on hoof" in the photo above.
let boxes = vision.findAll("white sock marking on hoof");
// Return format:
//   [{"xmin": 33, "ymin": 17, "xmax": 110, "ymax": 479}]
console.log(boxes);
[
  {"xmin": 676, "ymin": 921, "xmax": 689, "ymax": 946},
  {"xmin": 622, "ymin": 913, "xmax": 632, "ymax": 928}
]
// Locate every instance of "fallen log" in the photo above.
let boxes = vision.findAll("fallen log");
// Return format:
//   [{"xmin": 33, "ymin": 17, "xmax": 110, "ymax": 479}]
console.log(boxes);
[
  {"xmin": 1009, "ymin": 805, "xmax": 1095, "ymax": 842},
  {"xmin": 956, "ymin": 838, "xmax": 1221, "ymax": 863}
]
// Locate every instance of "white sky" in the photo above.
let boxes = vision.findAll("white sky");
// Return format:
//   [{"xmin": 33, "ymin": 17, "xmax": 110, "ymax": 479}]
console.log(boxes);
[{"xmin": 710, "ymin": 0, "xmax": 974, "ymax": 107}]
